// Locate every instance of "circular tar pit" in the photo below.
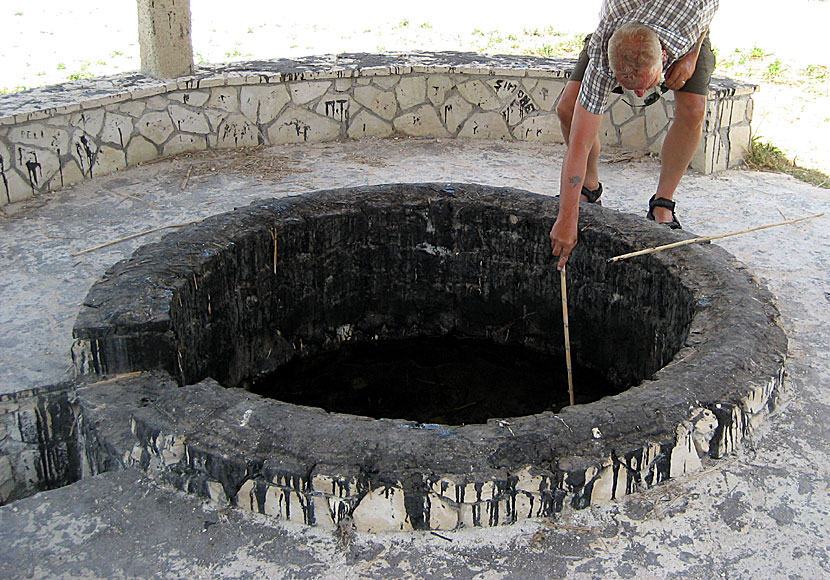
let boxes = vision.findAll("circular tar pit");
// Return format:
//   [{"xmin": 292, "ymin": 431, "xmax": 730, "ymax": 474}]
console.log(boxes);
[
  {"xmin": 72, "ymin": 183, "xmax": 786, "ymax": 532},
  {"xmin": 250, "ymin": 336, "xmax": 618, "ymax": 424}
]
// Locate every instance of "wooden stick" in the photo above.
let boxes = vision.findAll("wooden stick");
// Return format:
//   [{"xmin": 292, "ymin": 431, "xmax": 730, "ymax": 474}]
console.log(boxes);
[
  {"xmin": 73, "ymin": 219, "xmax": 203, "ymax": 256},
  {"xmin": 181, "ymin": 166, "xmax": 193, "ymax": 190},
  {"xmin": 560, "ymin": 267, "xmax": 575, "ymax": 406},
  {"xmin": 104, "ymin": 189, "xmax": 157, "ymax": 208},
  {"xmin": 607, "ymin": 212, "xmax": 825, "ymax": 263},
  {"xmin": 271, "ymin": 227, "xmax": 278, "ymax": 274}
]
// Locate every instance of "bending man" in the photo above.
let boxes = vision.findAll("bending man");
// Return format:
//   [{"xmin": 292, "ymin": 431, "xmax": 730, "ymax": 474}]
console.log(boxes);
[{"xmin": 550, "ymin": 0, "xmax": 719, "ymax": 269}]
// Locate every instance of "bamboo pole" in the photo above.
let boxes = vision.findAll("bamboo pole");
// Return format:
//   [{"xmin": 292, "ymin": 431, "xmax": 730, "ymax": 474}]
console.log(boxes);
[
  {"xmin": 73, "ymin": 219, "xmax": 204, "ymax": 256},
  {"xmin": 607, "ymin": 212, "xmax": 824, "ymax": 263},
  {"xmin": 560, "ymin": 267, "xmax": 575, "ymax": 406}
]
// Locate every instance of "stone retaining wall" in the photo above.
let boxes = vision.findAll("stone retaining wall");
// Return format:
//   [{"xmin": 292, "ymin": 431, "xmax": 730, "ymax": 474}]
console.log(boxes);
[{"xmin": 0, "ymin": 52, "xmax": 756, "ymax": 207}]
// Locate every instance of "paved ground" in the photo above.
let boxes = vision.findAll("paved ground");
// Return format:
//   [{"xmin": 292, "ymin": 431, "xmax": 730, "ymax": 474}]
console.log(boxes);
[{"xmin": 1, "ymin": 138, "xmax": 829, "ymax": 578}]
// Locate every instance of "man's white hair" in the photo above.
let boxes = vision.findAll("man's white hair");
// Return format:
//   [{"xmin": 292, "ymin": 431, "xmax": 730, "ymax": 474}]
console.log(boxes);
[{"xmin": 608, "ymin": 22, "xmax": 662, "ymax": 85}]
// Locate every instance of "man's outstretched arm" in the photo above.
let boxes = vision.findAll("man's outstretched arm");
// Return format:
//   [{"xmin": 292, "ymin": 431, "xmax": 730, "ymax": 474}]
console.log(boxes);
[{"xmin": 550, "ymin": 100, "xmax": 603, "ymax": 270}]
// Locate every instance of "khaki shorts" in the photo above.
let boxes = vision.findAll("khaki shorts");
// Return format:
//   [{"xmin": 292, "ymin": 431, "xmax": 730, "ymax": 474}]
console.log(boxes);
[{"xmin": 569, "ymin": 33, "xmax": 715, "ymax": 95}]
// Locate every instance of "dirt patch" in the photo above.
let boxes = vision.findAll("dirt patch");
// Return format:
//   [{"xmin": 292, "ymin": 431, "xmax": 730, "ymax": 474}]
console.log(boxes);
[{"xmin": 163, "ymin": 146, "xmax": 312, "ymax": 183}]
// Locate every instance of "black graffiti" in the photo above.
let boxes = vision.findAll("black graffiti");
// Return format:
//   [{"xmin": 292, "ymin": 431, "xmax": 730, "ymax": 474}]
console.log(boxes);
[
  {"xmin": 324, "ymin": 100, "xmax": 349, "ymax": 123},
  {"xmin": 516, "ymin": 89, "xmax": 536, "ymax": 114},
  {"xmin": 75, "ymin": 135, "xmax": 95, "ymax": 178},
  {"xmin": 221, "ymin": 122, "xmax": 251, "ymax": 146},
  {"xmin": 443, "ymin": 104, "xmax": 453, "ymax": 124},
  {"xmin": 57, "ymin": 148, "xmax": 64, "ymax": 188},
  {"xmin": 0, "ymin": 154, "xmax": 9, "ymax": 204},
  {"xmin": 18, "ymin": 149, "xmax": 42, "ymax": 195},
  {"xmin": 493, "ymin": 79, "xmax": 519, "ymax": 95},
  {"xmin": 285, "ymin": 120, "xmax": 311, "ymax": 141},
  {"xmin": 502, "ymin": 89, "xmax": 537, "ymax": 125}
]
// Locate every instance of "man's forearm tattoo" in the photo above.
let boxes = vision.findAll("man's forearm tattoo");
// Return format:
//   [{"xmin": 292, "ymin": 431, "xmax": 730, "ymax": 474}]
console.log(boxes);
[{"xmin": 568, "ymin": 175, "xmax": 582, "ymax": 189}]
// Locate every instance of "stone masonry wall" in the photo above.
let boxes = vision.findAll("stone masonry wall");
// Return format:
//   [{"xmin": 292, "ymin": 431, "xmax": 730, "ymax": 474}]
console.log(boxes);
[{"xmin": 0, "ymin": 53, "xmax": 756, "ymax": 206}]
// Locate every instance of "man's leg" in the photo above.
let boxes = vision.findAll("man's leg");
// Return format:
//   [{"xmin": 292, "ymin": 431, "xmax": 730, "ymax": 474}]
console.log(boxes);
[
  {"xmin": 557, "ymin": 81, "xmax": 602, "ymax": 197},
  {"xmin": 651, "ymin": 34, "xmax": 715, "ymax": 224},
  {"xmin": 650, "ymin": 91, "xmax": 706, "ymax": 223}
]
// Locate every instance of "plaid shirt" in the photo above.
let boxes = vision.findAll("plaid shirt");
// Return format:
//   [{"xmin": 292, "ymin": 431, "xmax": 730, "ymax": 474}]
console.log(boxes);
[{"xmin": 579, "ymin": 0, "xmax": 719, "ymax": 114}]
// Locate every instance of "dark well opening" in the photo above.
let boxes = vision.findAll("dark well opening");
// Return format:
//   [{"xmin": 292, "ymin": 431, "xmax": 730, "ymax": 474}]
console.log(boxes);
[
  {"xmin": 250, "ymin": 335, "xmax": 619, "ymax": 424},
  {"xmin": 74, "ymin": 184, "xmax": 698, "ymax": 422}
]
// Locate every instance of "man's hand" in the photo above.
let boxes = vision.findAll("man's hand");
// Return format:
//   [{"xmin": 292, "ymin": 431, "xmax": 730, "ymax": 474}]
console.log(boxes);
[
  {"xmin": 550, "ymin": 214, "xmax": 578, "ymax": 271},
  {"xmin": 665, "ymin": 29, "xmax": 707, "ymax": 91},
  {"xmin": 664, "ymin": 51, "xmax": 697, "ymax": 91}
]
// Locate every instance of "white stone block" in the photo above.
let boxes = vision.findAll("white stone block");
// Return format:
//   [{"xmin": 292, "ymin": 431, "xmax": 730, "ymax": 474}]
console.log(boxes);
[
  {"xmin": 529, "ymin": 79, "xmax": 565, "ymax": 112},
  {"xmin": 428, "ymin": 493, "xmax": 459, "ymax": 530},
  {"xmin": 163, "ymin": 133, "xmax": 207, "ymax": 156},
  {"xmin": 312, "ymin": 495, "xmax": 336, "ymax": 529},
  {"xmin": 347, "ymin": 109, "xmax": 394, "ymax": 138},
  {"xmin": 215, "ymin": 114, "xmax": 261, "ymax": 148},
  {"xmin": 522, "ymin": 78, "xmax": 539, "ymax": 92},
  {"xmin": 289, "ymin": 81, "xmax": 332, "ymax": 105},
  {"xmin": 514, "ymin": 491, "xmax": 535, "ymax": 520},
  {"xmin": 459, "ymin": 499, "xmax": 506, "ymax": 528},
  {"xmin": 427, "ymin": 76, "xmax": 455, "ymax": 106},
  {"xmin": 670, "ymin": 421, "xmax": 703, "ymax": 478},
  {"xmin": 206, "ymin": 480, "xmax": 227, "ymax": 504},
  {"xmin": 373, "ymin": 76, "xmax": 399, "ymax": 90},
  {"xmin": 354, "ymin": 85, "xmax": 398, "ymax": 120},
  {"xmin": 119, "ymin": 100, "xmax": 147, "ymax": 118},
  {"xmin": 618, "ymin": 116, "xmax": 648, "ymax": 150},
  {"xmin": 609, "ymin": 98, "xmax": 636, "ymax": 128},
  {"xmin": 352, "ymin": 485, "xmax": 413, "ymax": 533},
  {"xmin": 728, "ymin": 124, "xmax": 751, "ymax": 168},
  {"xmin": 441, "ymin": 94, "xmax": 473, "ymax": 134},
  {"xmin": 597, "ymin": 113, "xmax": 618, "ymax": 146},
  {"xmin": 458, "ymin": 112, "xmax": 511, "ymax": 140},
  {"xmin": 137, "ymin": 111, "xmax": 175, "ymax": 145},
  {"xmin": 169, "ymin": 105, "xmax": 211, "ymax": 134},
  {"xmin": 645, "ymin": 102, "xmax": 671, "ymax": 140},
  {"xmin": 0, "ymin": 455, "xmax": 13, "ymax": 501},
  {"xmin": 393, "ymin": 105, "xmax": 449, "ymax": 138},
  {"xmin": 235, "ymin": 479, "xmax": 259, "ymax": 513},
  {"xmin": 199, "ymin": 77, "xmax": 226, "ymax": 89},
  {"xmin": 458, "ymin": 80, "xmax": 501, "ymax": 110},
  {"xmin": 208, "ymin": 88, "xmax": 240, "ymax": 113},
  {"xmin": 334, "ymin": 78, "xmax": 352, "ymax": 92},
  {"xmin": 268, "ymin": 107, "xmax": 342, "ymax": 144},
  {"xmin": 690, "ymin": 407, "xmax": 718, "ymax": 456},
  {"xmin": 589, "ymin": 463, "xmax": 615, "ymax": 503},
  {"xmin": 514, "ymin": 113, "xmax": 564, "ymax": 143},
  {"xmin": 95, "ymin": 145, "xmax": 128, "ymax": 175},
  {"xmin": 100, "ymin": 112, "xmax": 134, "ymax": 147},
  {"xmin": 13, "ymin": 146, "xmax": 60, "ymax": 194},
  {"xmin": 2, "ymin": 168, "xmax": 31, "ymax": 204},
  {"xmin": 126, "ymin": 135, "xmax": 159, "ymax": 166},
  {"xmin": 360, "ymin": 65, "xmax": 392, "ymax": 77},
  {"xmin": 396, "ymin": 76, "xmax": 427, "ymax": 111},
  {"xmin": 146, "ymin": 95, "xmax": 171, "ymax": 112},
  {"xmin": 168, "ymin": 90, "xmax": 210, "ymax": 107}
]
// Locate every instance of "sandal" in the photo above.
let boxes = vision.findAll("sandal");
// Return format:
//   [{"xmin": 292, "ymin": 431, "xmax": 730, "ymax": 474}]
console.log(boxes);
[
  {"xmin": 581, "ymin": 183, "xmax": 603, "ymax": 204},
  {"xmin": 646, "ymin": 194, "xmax": 682, "ymax": 229}
]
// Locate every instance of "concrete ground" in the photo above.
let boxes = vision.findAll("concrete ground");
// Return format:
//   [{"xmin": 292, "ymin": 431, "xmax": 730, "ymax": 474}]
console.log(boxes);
[{"xmin": 0, "ymin": 137, "xmax": 829, "ymax": 579}]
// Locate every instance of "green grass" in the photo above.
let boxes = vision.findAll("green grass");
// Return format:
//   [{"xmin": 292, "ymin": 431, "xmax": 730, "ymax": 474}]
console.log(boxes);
[{"xmin": 745, "ymin": 136, "xmax": 830, "ymax": 188}]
